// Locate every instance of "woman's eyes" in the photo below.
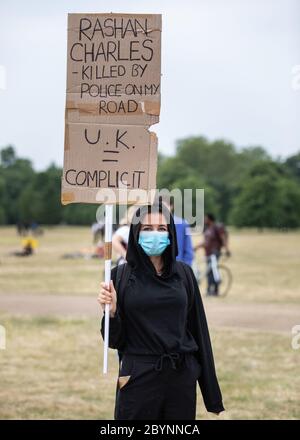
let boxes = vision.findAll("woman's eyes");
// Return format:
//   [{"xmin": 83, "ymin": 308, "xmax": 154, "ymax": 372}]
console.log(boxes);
[
  {"xmin": 141, "ymin": 226, "xmax": 168, "ymax": 232},
  {"xmin": 141, "ymin": 227, "xmax": 167, "ymax": 231}
]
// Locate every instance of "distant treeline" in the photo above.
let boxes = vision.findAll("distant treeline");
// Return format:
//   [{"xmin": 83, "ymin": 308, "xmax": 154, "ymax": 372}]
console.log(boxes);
[{"xmin": 0, "ymin": 138, "xmax": 300, "ymax": 228}]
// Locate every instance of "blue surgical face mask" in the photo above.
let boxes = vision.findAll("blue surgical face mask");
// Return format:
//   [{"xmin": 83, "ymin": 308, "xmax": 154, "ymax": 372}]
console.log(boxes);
[{"xmin": 138, "ymin": 230, "xmax": 170, "ymax": 256}]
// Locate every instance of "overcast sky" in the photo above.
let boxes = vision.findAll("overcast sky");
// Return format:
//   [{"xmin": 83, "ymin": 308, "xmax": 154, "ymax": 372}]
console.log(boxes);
[{"xmin": 0, "ymin": 0, "xmax": 299, "ymax": 170}]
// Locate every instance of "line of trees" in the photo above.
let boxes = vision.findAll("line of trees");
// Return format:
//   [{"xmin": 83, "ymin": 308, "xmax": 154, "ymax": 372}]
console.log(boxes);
[
  {"xmin": 0, "ymin": 138, "xmax": 300, "ymax": 228},
  {"xmin": 158, "ymin": 137, "xmax": 300, "ymax": 228}
]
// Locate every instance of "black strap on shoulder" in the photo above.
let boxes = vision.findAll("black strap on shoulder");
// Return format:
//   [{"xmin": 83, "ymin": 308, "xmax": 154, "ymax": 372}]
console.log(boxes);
[
  {"xmin": 175, "ymin": 261, "xmax": 194, "ymax": 313},
  {"xmin": 116, "ymin": 262, "xmax": 132, "ymax": 312},
  {"xmin": 115, "ymin": 262, "xmax": 132, "ymax": 367}
]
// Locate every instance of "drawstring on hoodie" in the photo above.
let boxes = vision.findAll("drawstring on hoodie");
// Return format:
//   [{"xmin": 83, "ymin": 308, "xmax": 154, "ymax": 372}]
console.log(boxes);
[{"xmin": 154, "ymin": 353, "xmax": 186, "ymax": 372}]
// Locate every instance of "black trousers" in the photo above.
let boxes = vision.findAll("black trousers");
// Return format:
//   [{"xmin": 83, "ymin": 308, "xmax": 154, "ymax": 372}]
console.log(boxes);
[{"xmin": 114, "ymin": 352, "xmax": 201, "ymax": 420}]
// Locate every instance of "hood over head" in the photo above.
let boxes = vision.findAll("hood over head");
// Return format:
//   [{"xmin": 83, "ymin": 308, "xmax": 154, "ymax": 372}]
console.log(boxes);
[{"xmin": 126, "ymin": 201, "xmax": 178, "ymax": 278}]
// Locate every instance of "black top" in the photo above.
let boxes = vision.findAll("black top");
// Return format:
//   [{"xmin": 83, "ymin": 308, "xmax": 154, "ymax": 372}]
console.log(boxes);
[
  {"xmin": 103, "ymin": 267, "xmax": 199, "ymax": 355},
  {"xmin": 100, "ymin": 201, "xmax": 225, "ymax": 414}
]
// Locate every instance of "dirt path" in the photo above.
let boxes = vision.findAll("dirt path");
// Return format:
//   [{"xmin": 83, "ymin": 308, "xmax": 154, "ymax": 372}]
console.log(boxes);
[
  {"xmin": 204, "ymin": 301, "xmax": 299, "ymax": 334},
  {"xmin": 0, "ymin": 294, "xmax": 298, "ymax": 334}
]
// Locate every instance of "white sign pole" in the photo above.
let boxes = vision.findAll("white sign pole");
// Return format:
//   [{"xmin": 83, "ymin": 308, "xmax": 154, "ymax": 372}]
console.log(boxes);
[{"xmin": 103, "ymin": 203, "xmax": 113, "ymax": 374}]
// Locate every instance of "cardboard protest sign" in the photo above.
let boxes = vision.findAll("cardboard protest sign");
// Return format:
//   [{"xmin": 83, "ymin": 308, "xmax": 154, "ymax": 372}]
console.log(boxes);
[{"xmin": 61, "ymin": 13, "xmax": 161, "ymax": 204}]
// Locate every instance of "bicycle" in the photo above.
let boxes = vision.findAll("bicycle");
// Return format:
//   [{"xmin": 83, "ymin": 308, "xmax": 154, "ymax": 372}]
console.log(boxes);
[{"xmin": 192, "ymin": 252, "xmax": 233, "ymax": 297}]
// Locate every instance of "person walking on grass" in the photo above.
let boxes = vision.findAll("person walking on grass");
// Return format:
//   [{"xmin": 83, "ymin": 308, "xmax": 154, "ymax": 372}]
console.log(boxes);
[
  {"xmin": 194, "ymin": 213, "xmax": 231, "ymax": 296},
  {"xmin": 98, "ymin": 201, "xmax": 224, "ymax": 420}
]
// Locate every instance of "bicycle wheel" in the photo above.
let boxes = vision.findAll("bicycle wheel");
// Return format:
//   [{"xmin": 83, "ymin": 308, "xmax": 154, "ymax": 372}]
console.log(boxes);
[{"xmin": 217, "ymin": 264, "xmax": 233, "ymax": 297}]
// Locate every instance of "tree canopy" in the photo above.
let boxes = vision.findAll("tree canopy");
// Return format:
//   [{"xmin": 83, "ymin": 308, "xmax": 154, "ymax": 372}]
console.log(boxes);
[{"xmin": 1, "ymin": 138, "xmax": 299, "ymax": 229}]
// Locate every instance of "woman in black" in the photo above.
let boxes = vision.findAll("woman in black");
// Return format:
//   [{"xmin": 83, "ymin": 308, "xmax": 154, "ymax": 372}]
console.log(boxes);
[{"xmin": 99, "ymin": 201, "xmax": 224, "ymax": 420}]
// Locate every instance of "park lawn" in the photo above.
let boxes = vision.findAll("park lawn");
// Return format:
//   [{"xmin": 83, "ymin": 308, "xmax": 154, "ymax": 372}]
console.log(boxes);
[
  {"xmin": 0, "ymin": 226, "xmax": 104, "ymax": 296},
  {"xmin": 0, "ymin": 226, "xmax": 300, "ymax": 303},
  {"xmin": 0, "ymin": 314, "xmax": 298, "ymax": 420}
]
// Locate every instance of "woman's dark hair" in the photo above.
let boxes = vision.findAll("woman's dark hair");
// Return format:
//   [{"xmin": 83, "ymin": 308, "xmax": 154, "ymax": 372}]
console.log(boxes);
[
  {"xmin": 132, "ymin": 200, "xmax": 172, "ymax": 233},
  {"xmin": 126, "ymin": 200, "xmax": 178, "ymax": 277},
  {"xmin": 206, "ymin": 213, "xmax": 216, "ymax": 222}
]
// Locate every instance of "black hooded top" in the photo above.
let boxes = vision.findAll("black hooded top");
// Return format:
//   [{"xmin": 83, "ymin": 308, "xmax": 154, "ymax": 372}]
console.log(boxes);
[{"xmin": 100, "ymin": 202, "xmax": 224, "ymax": 413}]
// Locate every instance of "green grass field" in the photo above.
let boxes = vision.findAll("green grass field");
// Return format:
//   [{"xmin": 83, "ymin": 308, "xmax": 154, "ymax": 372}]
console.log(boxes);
[
  {"xmin": 0, "ymin": 316, "xmax": 298, "ymax": 420},
  {"xmin": 0, "ymin": 226, "xmax": 300, "ymax": 303},
  {"xmin": 0, "ymin": 226, "xmax": 299, "ymax": 419}
]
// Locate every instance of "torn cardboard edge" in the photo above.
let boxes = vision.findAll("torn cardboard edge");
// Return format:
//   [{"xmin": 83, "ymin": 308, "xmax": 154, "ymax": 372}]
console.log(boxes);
[
  {"xmin": 147, "ymin": 131, "xmax": 158, "ymax": 189},
  {"xmin": 65, "ymin": 110, "xmax": 159, "ymax": 127},
  {"xmin": 63, "ymin": 121, "xmax": 158, "ymax": 152},
  {"xmin": 61, "ymin": 188, "xmax": 158, "ymax": 205},
  {"xmin": 65, "ymin": 98, "xmax": 160, "ymax": 121},
  {"xmin": 64, "ymin": 124, "xmax": 70, "ymax": 151}
]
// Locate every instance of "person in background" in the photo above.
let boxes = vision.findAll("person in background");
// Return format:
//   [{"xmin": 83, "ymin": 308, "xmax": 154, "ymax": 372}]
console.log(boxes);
[
  {"xmin": 91, "ymin": 220, "xmax": 105, "ymax": 244},
  {"xmin": 16, "ymin": 221, "xmax": 30, "ymax": 236},
  {"xmin": 112, "ymin": 205, "xmax": 136, "ymax": 266},
  {"xmin": 194, "ymin": 213, "xmax": 230, "ymax": 296},
  {"xmin": 160, "ymin": 197, "xmax": 194, "ymax": 267},
  {"xmin": 13, "ymin": 237, "xmax": 38, "ymax": 257}
]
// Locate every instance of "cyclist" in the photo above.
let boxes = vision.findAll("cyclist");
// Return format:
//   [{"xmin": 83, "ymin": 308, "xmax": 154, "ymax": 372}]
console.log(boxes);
[{"xmin": 194, "ymin": 213, "xmax": 231, "ymax": 296}]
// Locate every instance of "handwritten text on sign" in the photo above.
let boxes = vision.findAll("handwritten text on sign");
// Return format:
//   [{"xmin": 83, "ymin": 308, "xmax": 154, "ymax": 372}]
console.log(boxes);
[
  {"xmin": 64, "ymin": 123, "xmax": 157, "ymax": 189},
  {"xmin": 62, "ymin": 13, "xmax": 161, "ymax": 205},
  {"xmin": 66, "ymin": 14, "xmax": 161, "ymax": 124}
]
